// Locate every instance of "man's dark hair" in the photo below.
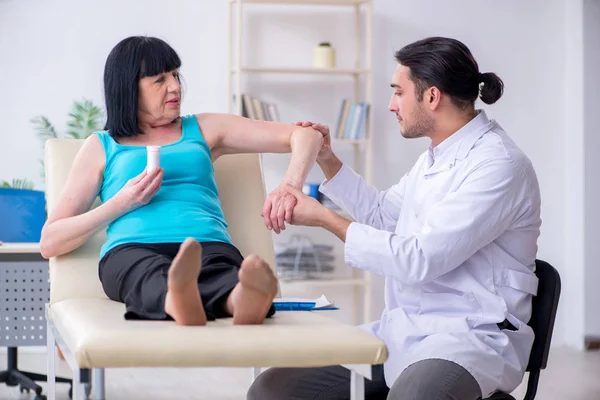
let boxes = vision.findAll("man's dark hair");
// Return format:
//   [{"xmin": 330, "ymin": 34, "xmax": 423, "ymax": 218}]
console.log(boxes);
[
  {"xmin": 103, "ymin": 36, "xmax": 182, "ymax": 138},
  {"xmin": 395, "ymin": 37, "xmax": 503, "ymax": 109}
]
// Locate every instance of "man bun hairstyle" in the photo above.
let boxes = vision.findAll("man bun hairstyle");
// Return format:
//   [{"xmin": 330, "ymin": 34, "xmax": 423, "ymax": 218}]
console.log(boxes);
[{"xmin": 395, "ymin": 37, "xmax": 504, "ymax": 108}]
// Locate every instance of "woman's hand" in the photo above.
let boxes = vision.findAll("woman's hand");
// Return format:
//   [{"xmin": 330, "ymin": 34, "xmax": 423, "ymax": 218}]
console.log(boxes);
[
  {"xmin": 261, "ymin": 183, "xmax": 298, "ymax": 234},
  {"xmin": 295, "ymin": 121, "xmax": 332, "ymax": 161},
  {"xmin": 114, "ymin": 167, "xmax": 164, "ymax": 213},
  {"xmin": 284, "ymin": 184, "xmax": 328, "ymax": 227}
]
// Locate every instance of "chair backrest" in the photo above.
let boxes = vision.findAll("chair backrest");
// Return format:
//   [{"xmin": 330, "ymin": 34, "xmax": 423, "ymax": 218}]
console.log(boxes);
[
  {"xmin": 44, "ymin": 138, "xmax": 277, "ymax": 305},
  {"xmin": 526, "ymin": 259, "xmax": 561, "ymax": 371}
]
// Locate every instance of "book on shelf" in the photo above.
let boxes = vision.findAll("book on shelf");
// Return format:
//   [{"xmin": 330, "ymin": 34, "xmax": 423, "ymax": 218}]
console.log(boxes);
[
  {"xmin": 236, "ymin": 93, "xmax": 280, "ymax": 122},
  {"xmin": 334, "ymin": 99, "xmax": 370, "ymax": 141}
]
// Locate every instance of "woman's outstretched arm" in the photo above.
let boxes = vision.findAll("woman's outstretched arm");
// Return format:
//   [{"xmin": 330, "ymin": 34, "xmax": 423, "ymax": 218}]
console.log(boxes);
[{"xmin": 197, "ymin": 113, "xmax": 324, "ymax": 233}]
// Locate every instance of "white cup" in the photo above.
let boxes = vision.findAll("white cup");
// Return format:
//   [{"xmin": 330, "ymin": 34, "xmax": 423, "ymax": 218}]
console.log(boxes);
[{"xmin": 146, "ymin": 146, "xmax": 161, "ymax": 172}]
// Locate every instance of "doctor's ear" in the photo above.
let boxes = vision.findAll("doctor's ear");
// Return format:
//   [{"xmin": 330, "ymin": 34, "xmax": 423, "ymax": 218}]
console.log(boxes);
[{"xmin": 427, "ymin": 87, "xmax": 441, "ymax": 110}]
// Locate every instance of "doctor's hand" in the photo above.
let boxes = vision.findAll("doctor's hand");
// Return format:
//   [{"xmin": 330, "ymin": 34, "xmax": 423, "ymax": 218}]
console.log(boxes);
[
  {"xmin": 262, "ymin": 183, "xmax": 298, "ymax": 234},
  {"xmin": 295, "ymin": 121, "xmax": 332, "ymax": 162},
  {"xmin": 284, "ymin": 185, "xmax": 329, "ymax": 227}
]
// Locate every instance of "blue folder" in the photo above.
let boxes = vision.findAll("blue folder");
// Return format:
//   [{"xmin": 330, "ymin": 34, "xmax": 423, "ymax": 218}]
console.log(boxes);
[{"xmin": 273, "ymin": 301, "xmax": 339, "ymax": 311}]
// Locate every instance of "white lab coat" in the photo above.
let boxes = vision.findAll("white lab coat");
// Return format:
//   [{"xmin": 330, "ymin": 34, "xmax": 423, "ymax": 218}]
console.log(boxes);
[{"xmin": 319, "ymin": 111, "xmax": 541, "ymax": 398}]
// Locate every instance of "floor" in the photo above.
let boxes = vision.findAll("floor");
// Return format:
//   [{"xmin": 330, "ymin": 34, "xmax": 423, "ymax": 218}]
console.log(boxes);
[{"xmin": 0, "ymin": 347, "xmax": 599, "ymax": 400}]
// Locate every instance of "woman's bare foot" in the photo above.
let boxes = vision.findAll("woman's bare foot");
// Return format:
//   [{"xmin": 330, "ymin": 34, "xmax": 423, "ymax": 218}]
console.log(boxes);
[
  {"xmin": 227, "ymin": 255, "xmax": 279, "ymax": 325},
  {"xmin": 164, "ymin": 238, "xmax": 207, "ymax": 326}
]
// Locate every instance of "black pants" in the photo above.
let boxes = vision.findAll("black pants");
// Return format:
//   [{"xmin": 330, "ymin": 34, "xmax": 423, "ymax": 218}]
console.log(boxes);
[
  {"xmin": 99, "ymin": 241, "xmax": 275, "ymax": 321},
  {"xmin": 247, "ymin": 359, "xmax": 482, "ymax": 400}
]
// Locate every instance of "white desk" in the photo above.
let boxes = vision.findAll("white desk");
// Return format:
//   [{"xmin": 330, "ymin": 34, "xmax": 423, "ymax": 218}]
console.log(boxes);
[
  {"xmin": 0, "ymin": 242, "xmax": 47, "ymax": 346},
  {"xmin": 0, "ymin": 242, "xmax": 41, "ymax": 254},
  {"xmin": 0, "ymin": 243, "xmax": 44, "ymax": 266},
  {"xmin": 0, "ymin": 241, "xmax": 64, "ymax": 400}
]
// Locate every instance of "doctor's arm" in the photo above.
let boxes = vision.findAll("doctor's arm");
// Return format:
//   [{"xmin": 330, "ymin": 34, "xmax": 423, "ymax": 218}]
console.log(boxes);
[
  {"xmin": 319, "ymin": 162, "xmax": 406, "ymax": 232},
  {"xmin": 292, "ymin": 159, "xmax": 529, "ymax": 285},
  {"xmin": 301, "ymin": 122, "xmax": 406, "ymax": 232}
]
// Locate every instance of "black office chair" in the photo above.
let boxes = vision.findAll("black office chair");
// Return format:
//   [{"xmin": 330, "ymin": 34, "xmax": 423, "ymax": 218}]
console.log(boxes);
[{"xmin": 485, "ymin": 259, "xmax": 561, "ymax": 400}]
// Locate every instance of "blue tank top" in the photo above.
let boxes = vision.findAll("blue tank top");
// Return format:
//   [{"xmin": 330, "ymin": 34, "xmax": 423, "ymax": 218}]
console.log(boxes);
[{"xmin": 96, "ymin": 114, "xmax": 233, "ymax": 259}]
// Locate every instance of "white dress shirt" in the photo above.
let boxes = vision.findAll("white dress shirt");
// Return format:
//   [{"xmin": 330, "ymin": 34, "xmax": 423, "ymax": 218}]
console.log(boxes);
[{"xmin": 319, "ymin": 110, "xmax": 541, "ymax": 397}]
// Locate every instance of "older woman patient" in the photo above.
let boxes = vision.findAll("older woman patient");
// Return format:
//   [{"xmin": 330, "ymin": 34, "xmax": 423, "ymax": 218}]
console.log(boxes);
[{"xmin": 40, "ymin": 36, "xmax": 323, "ymax": 326}]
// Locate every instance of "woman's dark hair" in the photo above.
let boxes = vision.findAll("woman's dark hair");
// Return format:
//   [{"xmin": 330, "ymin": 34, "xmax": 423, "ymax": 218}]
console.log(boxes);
[
  {"xmin": 394, "ymin": 37, "xmax": 503, "ymax": 109},
  {"xmin": 103, "ymin": 36, "xmax": 182, "ymax": 138}
]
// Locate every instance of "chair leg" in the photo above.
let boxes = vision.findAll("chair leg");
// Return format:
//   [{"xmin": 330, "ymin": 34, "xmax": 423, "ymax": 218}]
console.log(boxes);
[
  {"xmin": 252, "ymin": 367, "xmax": 261, "ymax": 381},
  {"xmin": 350, "ymin": 370, "xmax": 365, "ymax": 400},
  {"xmin": 72, "ymin": 368, "xmax": 84, "ymax": 400},
  {"xmin": 94, "ymin": 368, "xmax": 105, "ymax": 400},
  {"xmin": 0, "ymin": 370, "xmax": 8, "ymax": 383},
  {"xmin": 21, "ymin": 371, "xmax": 49, "ymax": 381},
  {"xmin": 524, "ymin": 369, "xmax": 540, "ymax": 400},
  {"xmin": 47, "ymin": 318, "xmax": 56, "ymax": 400},
  {"xmin": 11, "ymin": 370, "xmax": 43, "ymax": 395},
  {"xmin": 20, "ymin": 370, "xmax": 70, "ymax": 384}
]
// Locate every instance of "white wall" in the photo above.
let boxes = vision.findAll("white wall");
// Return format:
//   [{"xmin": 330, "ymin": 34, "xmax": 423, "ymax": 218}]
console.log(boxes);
[
  {"xmin": 0, "ymin": 0, "xmax": 230, "ymax": 187},
  {"xmin": 0, "ymin": 0, "xmax": 589, "ymax": 346},
  {"xmin": 584, "ymin": 0, "xmax": 600, "ymax": 338},
  {"xmin": 564, "ymin": 0, "xmax": 586, "ymax": 349}
]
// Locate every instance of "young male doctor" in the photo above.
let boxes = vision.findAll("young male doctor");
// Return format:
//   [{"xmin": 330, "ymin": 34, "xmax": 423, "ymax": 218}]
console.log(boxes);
[{"xmin": 249, "ymin": 36, "xmax": 542, "ymax": 400}]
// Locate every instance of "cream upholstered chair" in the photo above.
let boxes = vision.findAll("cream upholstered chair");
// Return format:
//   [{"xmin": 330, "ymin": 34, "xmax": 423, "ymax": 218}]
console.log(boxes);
[{"xmin": 44, "ymin": 139, "xmax": 387, "ymax": 400}]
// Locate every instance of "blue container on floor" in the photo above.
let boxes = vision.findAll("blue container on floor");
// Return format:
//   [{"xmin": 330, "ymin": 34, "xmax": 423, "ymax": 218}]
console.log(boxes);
[{"xmin": 0, "ymin": 188, "xmax": 46, "ymax": 243}]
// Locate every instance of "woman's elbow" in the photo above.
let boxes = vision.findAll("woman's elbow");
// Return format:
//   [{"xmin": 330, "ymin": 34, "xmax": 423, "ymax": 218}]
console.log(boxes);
[
  {"xmin": 40, "ymin": 241, "xmax": 54, "ymax": 259},
  {"xmin": 292, "ymin": 127, "xmax": 323, "ymax": 152},
  {"xmin": 39, "ymin": 226, "xmax": 58, "ymax": 259},
  {"xmin": 309, "ymin": 127, "xmax": 324, "ymax": 148},
  {"xmin": 40, "ymin": 238, "xmax": 55, "ymax": 259}
]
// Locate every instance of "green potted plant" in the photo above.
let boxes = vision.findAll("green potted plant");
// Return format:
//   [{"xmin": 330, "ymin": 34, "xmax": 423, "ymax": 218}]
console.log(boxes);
[
  {"xmin": 1, "ymin": 99, "xmax": 103, "ymax": 225},
  {"xmin": 32, "ymin": 98, "xmax": 104, "ymax": 181},
  {"xmin": 32, "ymin": 97, "xmax": 104, "ymax": 142},
  {"xmin": 0, "ymin": 179, "xmax": 35, "ymax": 189}
]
